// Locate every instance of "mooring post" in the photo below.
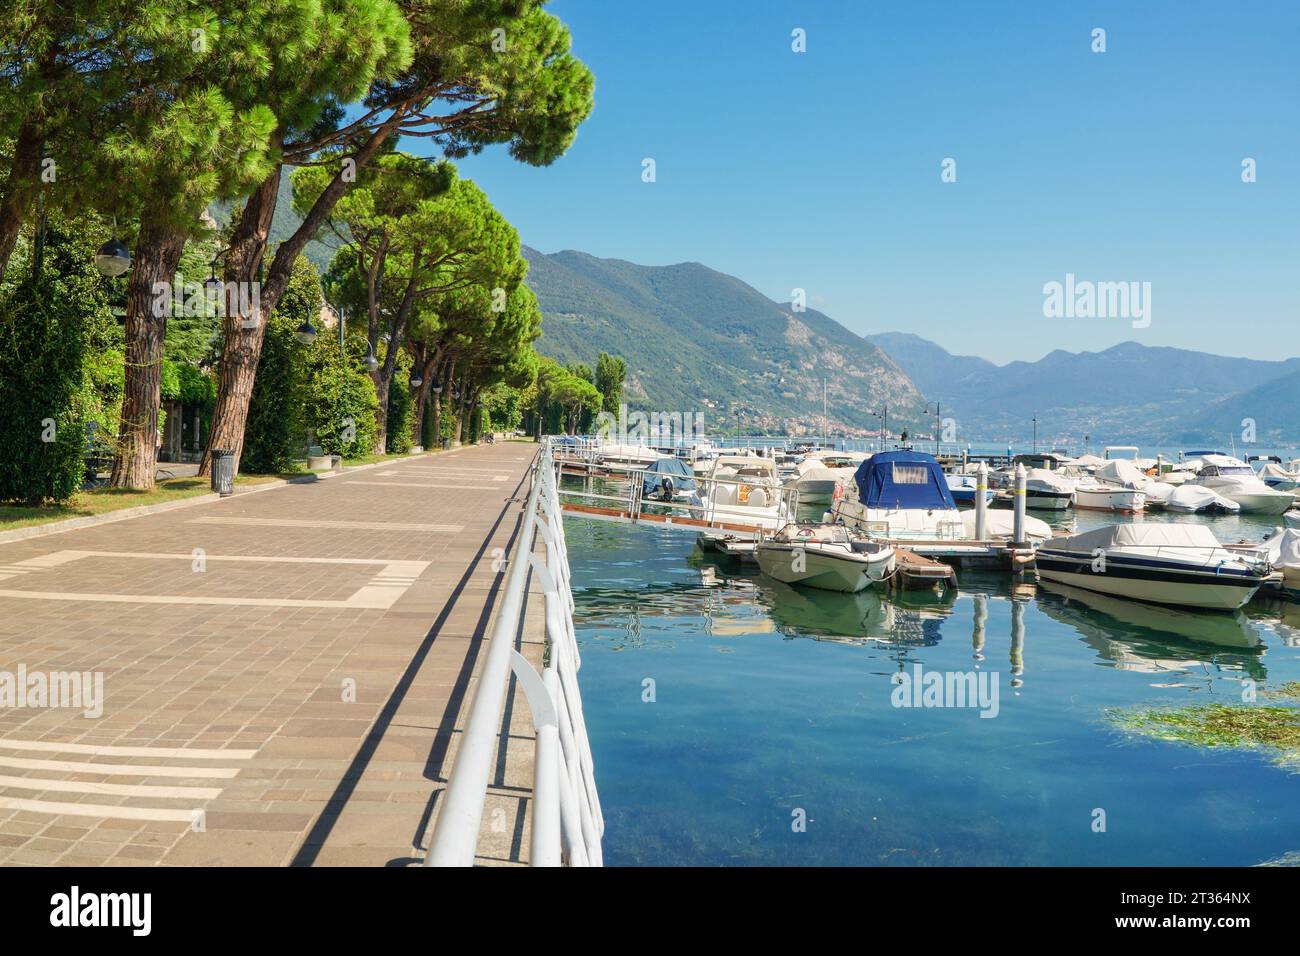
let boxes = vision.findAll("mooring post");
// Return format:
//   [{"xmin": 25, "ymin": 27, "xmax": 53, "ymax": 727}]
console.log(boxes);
[
  {"xmin": 974, "ymin": 462, "xmax": 988, "ymax": 541},
  {"xmin": 1012, "ymin": 463, "xmax": 1027, "ymax": 546}
]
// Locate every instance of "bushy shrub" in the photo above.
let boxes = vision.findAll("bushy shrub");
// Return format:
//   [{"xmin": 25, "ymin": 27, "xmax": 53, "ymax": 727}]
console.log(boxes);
[
  {"xmin": 385, "ymin": 350, "xmax": 414, "ymax": 454},
  {"xmin": 0, "ymin": 280, "xmax": 93, "ymax": 504},
  {"xmin": 304, "ymin": 346, "xmax": 379, "ymax": 458},
  {"xmin": 239, "ymin": 312, "xmax": 306, "ymax": 472}
]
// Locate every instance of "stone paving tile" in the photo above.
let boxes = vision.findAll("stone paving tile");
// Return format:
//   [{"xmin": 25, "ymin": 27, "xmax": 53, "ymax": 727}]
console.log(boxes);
[{"xmin": 0, "ymin": 445, "xmax": 550, "ymax": 866}]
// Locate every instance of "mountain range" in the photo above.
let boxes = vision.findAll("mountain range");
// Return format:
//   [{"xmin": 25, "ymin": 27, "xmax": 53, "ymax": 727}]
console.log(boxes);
[
  {"xmin": 522, "ymin": 247, "xmax": 928, "ymax": 436},
  {"xmin": 865, "ymin": 333, "xmax": 1300, "ymax": 447}
]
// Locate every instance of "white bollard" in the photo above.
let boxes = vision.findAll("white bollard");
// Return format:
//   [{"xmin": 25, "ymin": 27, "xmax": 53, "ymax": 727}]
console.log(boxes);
[
  {"xmin": 974, "ymin": 462, "xmax": 988, "ymax": 541},
  {"xmin": 1012, "ymin": 462, "xmax": 1027, "ymax": 546}
]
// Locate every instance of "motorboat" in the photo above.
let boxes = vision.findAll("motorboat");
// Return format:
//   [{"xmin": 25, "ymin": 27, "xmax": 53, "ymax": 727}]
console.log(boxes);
[
  {"xmin": 1192, "ymin": 454, "xmax": 1295, "ymax": 514},
  {"xmin": 1071, "ymin": 458, "xmax": 1147, "ymax": 513},
  {"xmin": 639, "ymin": 456, "xmax": 701, "ymax": 504},
  {"xmin": 594, "ymin": 441, "xmax": 663, "ymax": 471},
  {"xmin": 1286, "ymin": 510, "xmax": 1300, "ymax": 530},
  {"xmin": 1164, "ymin": 483, "xmax": 1241, "ymax": 515},
  {"xmin": 1257, "ymin": 527, "xmax": 1300, "ymax": 594},
  {"xmin": 1035, "ymin": 523, "xmax": 1276, "ymax": 611},
  {"xmin": 1073, "ymin": 483, "xmax": 1145, "ymax": 513},
  {"xmin": 945, "ymin": 473, "xmax": 993, "ymax": 507},
  {"xmin": 1023, "ymin": 467, "xmax": 1075, "ymax": 511},
  {"xmin": 784, "ymin": 451, "xmax": 869, "ymax": 505},
  {"xmin": 697, "ymin": 455, "xmax": 793, "ymax": 542},
  {"xmin": 1254, "ymin": 458, "xmax": 1300, "ymax": 493},
  {"xmin": 755, "ymin": 522, "xmax": 896, "ymax": 593},
  {"xmin": 831, "ymin": 449, "xmax": 1050, "ymax": 542}
]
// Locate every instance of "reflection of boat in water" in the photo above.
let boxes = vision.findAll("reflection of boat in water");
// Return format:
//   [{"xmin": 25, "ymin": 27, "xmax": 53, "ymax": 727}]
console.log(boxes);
[
  {"xmin": 756, "ymin": 576, "xmax": 956, "ymax": 645},
  {"xmin": 1037, "ymin": 579, "xmax": 1265, "ymax": 678}
]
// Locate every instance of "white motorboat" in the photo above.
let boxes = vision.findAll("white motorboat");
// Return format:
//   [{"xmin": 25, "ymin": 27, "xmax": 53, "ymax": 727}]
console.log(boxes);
[
  {"xmin": 831, "ymin": 450, "xmax": 1051, "ymax": 543},
  {"xmin": 1285, "ymin": 510, "xmax": 1300, "ymax": 530},
  {"xmin": 1192, "ymin": 454, "xmax": 1295, "ymax": 515},
  {"xmin": 755, "ymin": 523, "xmax": 896, "ymax": 593},
  {"xmin": 1258, "ymin": 527, "xmax": 1300, "ymax": 593},
  {"xmin": 1071, "ymin": 458, "xmax": 1147, "ymax": 513},
  {"xmin": 1035, "ymin": 523, "xmax": 1275, "ymax": 611},
  {"xmin": 1073, "ymin": 483, "xmax": 1146, "ymax": 513},
  {"xmin": 1164, "ymin": 483, "xmax": 1240, "ymax": 515},
  {"xmin": 1256, "ymin": 460, "xmax": 1300, "ymax": 493},
  {"xmin": 697, "ymin": 455, "xmax": 793, "ymax": 544},
  {"xmin": 784, "ymin": 452, "xmax": 868, "ymax": 505},
  {"xmin": 1023, "ymin": 467, "xmax": 1075, "ymax": 510}
]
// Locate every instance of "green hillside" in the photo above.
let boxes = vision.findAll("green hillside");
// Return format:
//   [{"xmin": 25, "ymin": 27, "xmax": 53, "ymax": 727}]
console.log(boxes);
[{"xmin": 523, "ymin": 247, "xmax": 927, "ymax": 436}]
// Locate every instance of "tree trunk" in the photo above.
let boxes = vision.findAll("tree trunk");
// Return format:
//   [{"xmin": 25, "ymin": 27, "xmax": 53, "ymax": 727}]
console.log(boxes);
[
  {"xmin": 372, "ymin": 372, "xmax": 390, "ymax": 454},
  {"xmin": 110, "ymin": 219, "xmax": 187, "ymax": 490},
  {"xmin": 0, "ymin": 118, "xmax": 43, "ymax": 282},
  {"xmin": 200, "ymin": 117, "xmax": 400, "ymax": 475},
  {"xmin": 199, "ymin": 166, "xmax": 280, "ymax": 477},
  {"xmin": 409, "ymin": 350, "xmax": 441, "ymax": 447}
]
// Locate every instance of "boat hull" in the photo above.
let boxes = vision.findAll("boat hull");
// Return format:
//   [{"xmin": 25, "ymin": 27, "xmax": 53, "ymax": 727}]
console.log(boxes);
[
  {"xmin": 1026, "ymin": 490, "xmax": 1073, "ymax": 511},
  {"xmin": 1220, "ymin": 491, "xmax": 1295, "ymax": 515},
  {"xmin": 1036, "ymin": 552, "xmax": 1263, "ymax": 611},
  {"xmin": 1073, "ymin": 487, "xmax": 1145, "ymax": 513},
  {"xmin": 756, "ymin": 544, "xmax": 895, "ymax": 593}
]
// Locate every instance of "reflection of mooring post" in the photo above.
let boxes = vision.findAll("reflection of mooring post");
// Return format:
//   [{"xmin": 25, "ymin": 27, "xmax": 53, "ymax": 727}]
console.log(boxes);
[
  {"xmin": 975, "ymin": 462, "xmax": 989, "ymax": 540},
  {"xmin": 1012, "ymin": 462, "xmax": 1027, "ymax": 547},
  {"xmin": 971, "ymin": 593, "xmax": 987, "ymax": 661},
  {"xmin": 1010, "ymin": 599, "xmax": 1026, "ymax": 688}
]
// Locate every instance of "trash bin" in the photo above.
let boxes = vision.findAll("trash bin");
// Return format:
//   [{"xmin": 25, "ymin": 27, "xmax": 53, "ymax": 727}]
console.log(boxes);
[
  {"xmin": 442, "ymin": 438, "xmax": 450, "ymax": 450},
  {"xmin": 211, "ymin": 449, "xmax": 235, "ymax": 497}
]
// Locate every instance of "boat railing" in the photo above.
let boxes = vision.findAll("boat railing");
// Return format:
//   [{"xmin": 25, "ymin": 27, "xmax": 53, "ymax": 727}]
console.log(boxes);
[
  {"xmin": 555, "ymin": 466, "xmax": 802, "ymax": 530},
  {"xmin": 425, "ymin": 437, "xmax": 603, "ymax": 867}
]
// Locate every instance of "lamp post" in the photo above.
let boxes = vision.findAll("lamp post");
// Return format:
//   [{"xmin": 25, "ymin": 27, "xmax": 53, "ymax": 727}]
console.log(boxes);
[{"xmin": 1032, "ymin": 416, "xmax": 1038, "ymax": 454}]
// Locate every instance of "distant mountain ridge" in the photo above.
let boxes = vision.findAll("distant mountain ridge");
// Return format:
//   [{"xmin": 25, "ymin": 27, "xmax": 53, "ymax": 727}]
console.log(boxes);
[
  {"xmin": 866, "ymin": 333, "xmax": 1300, "ymax": 446},
  {"xmin": 524, "ymin": 247, "xmax": 928, "ymax": 435}
]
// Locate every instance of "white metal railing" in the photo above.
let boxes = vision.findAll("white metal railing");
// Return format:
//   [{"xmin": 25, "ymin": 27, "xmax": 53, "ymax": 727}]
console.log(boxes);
[
  {"xmin": 425, "ymin": 438, "xmax": 603, "ymax": 866},
  {"xmin": 559, "ymin": 466, "xmax": 802, "ymax": 531}
]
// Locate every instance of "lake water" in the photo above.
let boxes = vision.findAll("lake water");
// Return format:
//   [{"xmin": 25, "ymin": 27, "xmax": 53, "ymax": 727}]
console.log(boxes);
[{"xmin": 564, "ymin": 476, "xmax": 1300, "ymax": 866}]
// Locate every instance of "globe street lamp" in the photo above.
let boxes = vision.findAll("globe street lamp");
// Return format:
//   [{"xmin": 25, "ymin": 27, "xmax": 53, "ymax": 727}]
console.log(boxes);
[
  {"xmin": 94, "ymin": 237, "xmax": 132, "ymax": 278},
  {"xmin": 295, "ymin": 319, "xmax": 318, "ymax": 345}
]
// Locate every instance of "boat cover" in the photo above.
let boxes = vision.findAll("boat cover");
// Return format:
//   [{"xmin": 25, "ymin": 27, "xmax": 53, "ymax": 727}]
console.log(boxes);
[
  {"xmin": 1167, "ymin": 484, "xmax": 1239, "ymax": 513},
  {"xmin": 1025, "ymin": 468, "xmax": 1075, "ymax": 492},
  {"xmin": 1072, "ymin": 454, "xmax": 1106, "ymax": 468},
  {"xmin": 1144, "ymin": 481, "xmax": 1176, "ymax": 504},
  {"xmin": 1048, "ymin": 523, "xmax": 1224, "ymax": 554},
  {"xmin": 1260, "ymin": 528, "xmax": 1300, "ymax": 571},
  {"xmin": 1259, "ymin": 463, "xmax": 1299, "ymax": 482},
  {"xmin": 853, "ymin": 450, "xmax": 956, "ymax": 510},
  {"xmin": 640, "ymin": 456, "xmax": 696, "ymax": 495},
  {"xmin": 1094, "ymin": 459, "xmax": 1148, "ymax": 488}
]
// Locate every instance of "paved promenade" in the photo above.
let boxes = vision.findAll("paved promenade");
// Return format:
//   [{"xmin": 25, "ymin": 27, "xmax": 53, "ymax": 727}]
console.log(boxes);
[{"xmin": 0, "ymin": 443, "xmax": 545, "ymax": 866}]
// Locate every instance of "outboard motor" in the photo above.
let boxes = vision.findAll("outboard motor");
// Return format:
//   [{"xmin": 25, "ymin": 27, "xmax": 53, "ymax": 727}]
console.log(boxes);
[{"xmin": 658, "ymin": 476, "xmax": 675, "ymax": 501}]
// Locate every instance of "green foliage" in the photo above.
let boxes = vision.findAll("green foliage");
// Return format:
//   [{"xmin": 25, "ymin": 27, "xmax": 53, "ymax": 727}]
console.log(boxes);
[
  {"xmin": 0, "ymin": 280, "xmax": 93, "ymax": 503},
  {"xmin": 240, "ymin": 256, "xmax": 322, "ymax": 472},
  {"xmin": 595, "ymin": 352, "xmax": 627, "ymax": 413},
  {"xmin": 240, "ymin": 311, "xmax": 305, "ymax": 472},
  {"xmin": 301, "ymin": 338, "xmax": 379, "ymax": 459},
  {"xmin": 385, "ymin": 350, "xmax": 414, "ymax": 454}
]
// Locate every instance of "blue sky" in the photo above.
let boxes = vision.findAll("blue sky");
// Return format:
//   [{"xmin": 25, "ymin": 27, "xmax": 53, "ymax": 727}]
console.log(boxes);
[{"xmin": 441, "ymin": 1, "xmax": 1299, "ymax": 364}]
